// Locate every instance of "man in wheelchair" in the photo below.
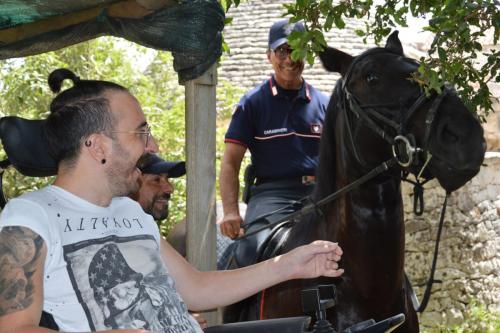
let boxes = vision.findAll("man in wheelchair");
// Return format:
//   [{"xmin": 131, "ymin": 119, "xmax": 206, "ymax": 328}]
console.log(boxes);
[{"xmin": 0, "ymin": 69, "xmax": 344, "ymax": 333}]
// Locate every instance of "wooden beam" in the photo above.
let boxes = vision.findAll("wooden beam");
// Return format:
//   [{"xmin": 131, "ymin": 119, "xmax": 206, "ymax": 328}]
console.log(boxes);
[
  {"xmin": 0, "ymin": 0, "xmax": 178, "ymax": 44},
  {"xmin": 184, "ymin": 64, "xmax": 218, "ymax": 324}
]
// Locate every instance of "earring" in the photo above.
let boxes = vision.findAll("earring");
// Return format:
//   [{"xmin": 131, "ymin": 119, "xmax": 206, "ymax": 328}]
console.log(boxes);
[
  {"xmin": 84, "ymin": 140, "xmax": 91, "ymax": 147},
  {"xmin": 101, "ymin": 159, "xmax": 106, "ymax": 164}
]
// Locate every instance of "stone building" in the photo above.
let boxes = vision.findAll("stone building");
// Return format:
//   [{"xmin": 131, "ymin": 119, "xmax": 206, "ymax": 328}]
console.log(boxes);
[{"xmin": 218, "ymin": 0, "xmax": 500, "ymax": 330}]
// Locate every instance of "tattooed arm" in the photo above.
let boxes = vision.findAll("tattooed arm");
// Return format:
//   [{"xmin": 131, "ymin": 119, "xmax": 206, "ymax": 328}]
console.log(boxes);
[
  {"xmin": 0, "ymin": 228, "xmax": 152, "ymax": 333},
  {"xmin": 0, "ymin": 226, "xmax": 46, "ymax": 333}
]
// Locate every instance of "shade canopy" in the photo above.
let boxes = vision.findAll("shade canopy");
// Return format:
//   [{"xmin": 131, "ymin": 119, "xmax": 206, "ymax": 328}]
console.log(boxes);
[{"xmin": 0, "ymin": 0, "xmax": 224, "ymax": 82}]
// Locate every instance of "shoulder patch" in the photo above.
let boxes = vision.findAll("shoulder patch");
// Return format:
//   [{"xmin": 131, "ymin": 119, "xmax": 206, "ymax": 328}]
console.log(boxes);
[{"xmin": 311, "ymin": 124, "xmax": 322, "ymax": 134}]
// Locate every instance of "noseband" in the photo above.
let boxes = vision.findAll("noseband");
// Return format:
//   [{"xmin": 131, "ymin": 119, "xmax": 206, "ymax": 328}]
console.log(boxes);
[{"xmin": 341, "ymin": 48, "xmax": 450, "ymax": 172}]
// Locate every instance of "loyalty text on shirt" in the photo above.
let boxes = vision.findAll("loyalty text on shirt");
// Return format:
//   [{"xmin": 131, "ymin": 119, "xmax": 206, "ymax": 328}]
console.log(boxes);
[{"xmin": 62, "ymin": 217, "xmax": 145, "ymax": 232}]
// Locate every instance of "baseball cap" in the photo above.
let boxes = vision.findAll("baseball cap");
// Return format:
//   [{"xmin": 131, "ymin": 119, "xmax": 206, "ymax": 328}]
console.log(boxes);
[
  {"xmin": 268, "ymin": 18, "xmax": 306, "ymax": 50},
  {"xmin": 139, "ymin": 154, "xmax": 186, "ymax": 178}
]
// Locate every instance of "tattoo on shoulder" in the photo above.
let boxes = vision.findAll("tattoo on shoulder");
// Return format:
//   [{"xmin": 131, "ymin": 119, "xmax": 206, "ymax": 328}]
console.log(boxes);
[{"xmin": 0, "ymin": 226, "xmax": 44, "ymax": 316}]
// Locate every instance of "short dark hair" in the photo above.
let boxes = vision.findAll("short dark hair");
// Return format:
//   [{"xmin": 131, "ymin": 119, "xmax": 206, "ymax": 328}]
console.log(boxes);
[{"xmin": 43, "ymin": 68, "xmax": 128, "ymax": 164}]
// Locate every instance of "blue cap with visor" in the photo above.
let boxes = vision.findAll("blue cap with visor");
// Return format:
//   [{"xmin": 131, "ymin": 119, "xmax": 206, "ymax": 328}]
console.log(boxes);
[{"xmin": 268, "ymin": 18, "xmax": 306, "ymax": 50}]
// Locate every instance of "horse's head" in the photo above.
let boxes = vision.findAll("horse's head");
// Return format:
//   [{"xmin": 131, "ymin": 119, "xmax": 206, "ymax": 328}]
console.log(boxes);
[{"xmin": 319, "ymin": 31, "xmax": 486, "ymax": 192}]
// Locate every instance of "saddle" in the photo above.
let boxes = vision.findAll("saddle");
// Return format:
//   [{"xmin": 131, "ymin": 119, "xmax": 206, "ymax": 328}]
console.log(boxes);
[
  {"xmin": 224, "ymin": 218, "xmax": 295, "ymax": 269},
  {"xmin": 224, "ymin": 195, "xmax": 321, "ymax": 270}
]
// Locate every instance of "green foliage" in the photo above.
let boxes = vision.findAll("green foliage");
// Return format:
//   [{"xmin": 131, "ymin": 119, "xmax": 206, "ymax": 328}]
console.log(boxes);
[
  {"xmin": 282, "ymin": 0, "xmax": 499, "ymax": 117},
  {"xmin": 0, "ymin": 37, "xmax": 244, "ymax": 237},
  {"xmin": 422, "ymin": 300, "xmax": 500, "ymax": 333},
  {"xmin": 219, "ymin": 0, "xmax": 242, "ymax": 13}
]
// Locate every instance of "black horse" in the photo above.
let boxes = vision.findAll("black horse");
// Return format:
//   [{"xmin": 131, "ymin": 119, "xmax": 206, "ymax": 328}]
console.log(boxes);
[{"xmin": 224, "ymin": 31, "xmax": 486, "ymax": 333}]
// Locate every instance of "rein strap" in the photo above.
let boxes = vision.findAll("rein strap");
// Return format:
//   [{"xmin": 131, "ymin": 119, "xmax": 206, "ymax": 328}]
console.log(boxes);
[
  {"xmin": 406, "ymin": 191, "xmax": 449, "ymax": 312},
  {"xmin": 237, "ymin": 157, "xmax": 398, "ymax": 240}
]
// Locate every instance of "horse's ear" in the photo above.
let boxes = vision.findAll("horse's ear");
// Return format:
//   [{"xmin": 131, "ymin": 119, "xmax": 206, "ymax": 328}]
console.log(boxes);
[
  {"xmin": 319, "ymin": 47, "xmax": 354, "ymax": 76},
  {"xmin": 385, "ymin": 31, "xmax": 404, "ymax": 55}
]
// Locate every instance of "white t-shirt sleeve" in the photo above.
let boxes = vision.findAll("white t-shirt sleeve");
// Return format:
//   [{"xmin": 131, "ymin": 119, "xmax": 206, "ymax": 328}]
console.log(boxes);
[{"xmin": 0, "ymin": 197, "xmax": 52, "ymax": 247}]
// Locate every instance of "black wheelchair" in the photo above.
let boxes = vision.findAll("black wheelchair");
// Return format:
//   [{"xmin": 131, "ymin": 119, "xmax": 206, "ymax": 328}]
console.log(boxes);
[{"xmin": 0, "ymin": 116, "xmax": 404, "ymax": 333}]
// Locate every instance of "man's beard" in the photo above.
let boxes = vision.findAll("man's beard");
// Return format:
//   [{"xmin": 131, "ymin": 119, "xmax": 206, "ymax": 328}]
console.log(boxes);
[
  {"xmin": 106, "ymin": 140, "xmax": 144, "ymax": 197},
  {"xmin": 148, "ymin": 193, "xmax": 170, "ymax": 221}
]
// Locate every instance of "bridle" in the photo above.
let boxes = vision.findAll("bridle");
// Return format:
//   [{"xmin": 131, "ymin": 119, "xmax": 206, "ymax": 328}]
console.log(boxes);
[{"xmin": 340, "ymin": 48, "xmax": 450, "ymax": 176}]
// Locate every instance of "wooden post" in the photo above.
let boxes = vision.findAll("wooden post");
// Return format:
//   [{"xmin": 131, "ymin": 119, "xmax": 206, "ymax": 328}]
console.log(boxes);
[{"xmin": 184, "ymin": 64, "xmax": 218, "ymax": 324}]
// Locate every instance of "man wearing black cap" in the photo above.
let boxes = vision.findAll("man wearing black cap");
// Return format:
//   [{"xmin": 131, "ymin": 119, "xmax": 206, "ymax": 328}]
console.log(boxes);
[
  {"xmin": 132, "ymin": 154, "xmax": 233, "ymax": 271},
  {"xmin": 130, "ymin": 154, "xmax": 186, "ymax": 221},
  {"xmin": 130, "ymin": 154, "xmax": 212, "ymax": 329},
  {"xmin": 219, "ymin": 18, "xmax": 330, "ymax": 267}
]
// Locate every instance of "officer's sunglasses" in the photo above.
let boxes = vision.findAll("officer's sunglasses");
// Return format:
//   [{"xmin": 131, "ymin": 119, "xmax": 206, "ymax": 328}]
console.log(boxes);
[{"xmin": 273, "ymin": 46, "xmax": 293, "ymax": 60}]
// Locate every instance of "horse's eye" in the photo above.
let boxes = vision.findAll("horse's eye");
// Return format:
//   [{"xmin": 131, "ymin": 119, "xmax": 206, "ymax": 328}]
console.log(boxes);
[{"xmin": 366, "ymin": 73, "xmax": 379, "ymax": 84}]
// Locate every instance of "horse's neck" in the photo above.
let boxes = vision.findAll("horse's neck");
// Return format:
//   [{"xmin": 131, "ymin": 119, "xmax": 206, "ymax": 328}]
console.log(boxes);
[
  {"xmin": 313, "ymin": 85, "xmax": 405, "ymax": 245},
  {"xmin": 314, "ymin": 105, "xmax": 406, "ymax": 286},
  {"xmin": 336, "ymin": 131, "xmax": 406, "ymax": 292}
]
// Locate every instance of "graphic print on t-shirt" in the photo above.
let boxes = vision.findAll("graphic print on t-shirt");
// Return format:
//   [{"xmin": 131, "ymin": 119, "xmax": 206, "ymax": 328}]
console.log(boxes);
[{"xmin": 63, "ymin": 235, "xmax": 196, "ymax": 332}]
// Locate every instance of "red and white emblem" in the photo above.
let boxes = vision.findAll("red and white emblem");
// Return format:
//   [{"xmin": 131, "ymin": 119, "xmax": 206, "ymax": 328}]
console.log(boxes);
[{"xmin": 311, "ymin": 124, "xmax": 322, "ymax": 134}]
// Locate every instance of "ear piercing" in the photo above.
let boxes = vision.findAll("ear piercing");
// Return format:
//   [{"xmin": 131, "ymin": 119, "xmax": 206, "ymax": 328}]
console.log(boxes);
[{"xmin": 84, "ymin": 141, "xmax": 105, "ymax": 164}]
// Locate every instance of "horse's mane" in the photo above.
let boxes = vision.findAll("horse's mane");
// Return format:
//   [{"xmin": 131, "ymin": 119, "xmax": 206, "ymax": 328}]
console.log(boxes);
[
  {"xmin": 283, "ymin": 81, "xmax": 345, "ymax": 248},
  {"xmin": 312, "ymin": 80, "xmax": 344, "ymax": 201}
]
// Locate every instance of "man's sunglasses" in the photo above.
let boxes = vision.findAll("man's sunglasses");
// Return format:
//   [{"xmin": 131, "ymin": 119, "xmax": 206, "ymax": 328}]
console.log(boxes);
[{"xmin": 273, "ymin": 46, "xmax": 293, "ymax": 60}]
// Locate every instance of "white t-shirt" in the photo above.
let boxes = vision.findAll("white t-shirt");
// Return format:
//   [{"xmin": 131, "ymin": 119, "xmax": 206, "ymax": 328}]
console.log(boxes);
[{"xmin": 0, "ymin": 185, "xmax": 203, "ymax": 333}]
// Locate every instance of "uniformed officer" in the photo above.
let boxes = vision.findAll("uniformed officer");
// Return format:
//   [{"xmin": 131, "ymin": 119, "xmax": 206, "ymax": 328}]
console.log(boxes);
[{"xmin": 219, "ymin": 18, "xmax": 330, "ymax": 267}]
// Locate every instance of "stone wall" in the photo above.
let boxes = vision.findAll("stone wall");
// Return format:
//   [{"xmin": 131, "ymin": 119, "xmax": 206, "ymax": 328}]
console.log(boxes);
[{"xmin": 404, "ymin": 153, "xmax": 500, "ymax": 329}]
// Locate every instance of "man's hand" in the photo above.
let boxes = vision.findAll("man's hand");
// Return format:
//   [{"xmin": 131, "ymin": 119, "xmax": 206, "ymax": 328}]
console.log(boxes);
[
  {"xmin": 219, "ymin": 212, "xmax": 244, "ymax": 239},
  {"xmin": 219, "ymin": 142, "xmax": 247, "ymax": 240},
  {"xmin": 279, "ymin": 240, "xmax": 344, "ymax": 280}
]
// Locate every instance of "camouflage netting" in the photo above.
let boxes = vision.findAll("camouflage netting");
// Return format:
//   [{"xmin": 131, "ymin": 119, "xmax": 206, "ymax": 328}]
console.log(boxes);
[{"xmin": 0, "ymin": 0, "xmax": 224, "ymax": 83}]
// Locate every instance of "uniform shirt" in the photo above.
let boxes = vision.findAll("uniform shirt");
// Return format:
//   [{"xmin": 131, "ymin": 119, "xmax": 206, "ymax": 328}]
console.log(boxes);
[{"xmin": 225, "ymin": 75, "xmax": 329, "ymax": 180}]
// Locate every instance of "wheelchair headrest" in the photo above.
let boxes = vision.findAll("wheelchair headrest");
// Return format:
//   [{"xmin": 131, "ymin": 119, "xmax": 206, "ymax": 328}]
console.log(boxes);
[{"xmin": 0, "ymin": 116, "xmax": 57, "ymax": 177}]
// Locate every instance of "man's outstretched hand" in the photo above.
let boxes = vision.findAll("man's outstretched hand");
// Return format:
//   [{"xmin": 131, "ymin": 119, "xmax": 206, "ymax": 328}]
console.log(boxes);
[{"xmin": 278, "ymin": 240, "xmax": 344, "ymax": 280}]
